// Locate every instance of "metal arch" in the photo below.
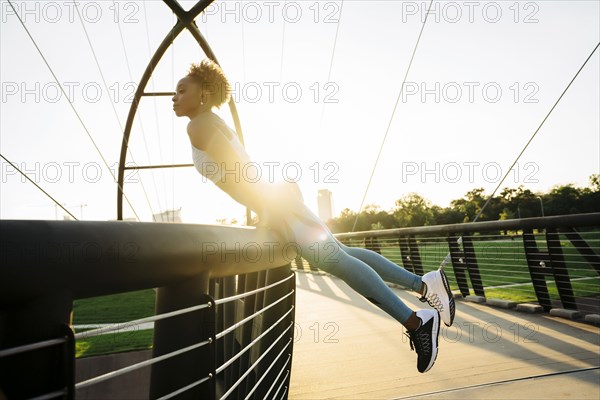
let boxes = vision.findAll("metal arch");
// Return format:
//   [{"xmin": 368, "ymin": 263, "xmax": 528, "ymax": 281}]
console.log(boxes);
[{"xmin": 117, "ymin": 0, "xmax": 246, "ymax": 220}]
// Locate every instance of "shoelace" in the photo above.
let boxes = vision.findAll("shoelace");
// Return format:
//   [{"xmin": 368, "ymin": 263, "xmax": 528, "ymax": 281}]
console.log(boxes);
[
  {"xmin": 420, "ymin": 291, "xmax": 444, "ymax": 312},
  {"xmin": 405, "ymin": 330, "xmax": 431, "ymax": 354}
]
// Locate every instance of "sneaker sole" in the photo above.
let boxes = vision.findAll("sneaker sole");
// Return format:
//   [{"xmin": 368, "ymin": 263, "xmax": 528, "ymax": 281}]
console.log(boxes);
[
  {"xmin": 422, "ymin": 311, "xmax": 440, "ymax": 373},
  {"xmin": 439, "ymin": 269, "xmax": 455, "ymax": 327}
]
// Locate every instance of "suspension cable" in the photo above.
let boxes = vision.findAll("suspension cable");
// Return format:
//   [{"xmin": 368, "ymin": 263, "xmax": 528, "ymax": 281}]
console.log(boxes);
[
  {"xmin": 143, "ymin": 0, "xmax": 170, "ymax": 217},
  {"xmin": 439, "ymin": 41, "xmax": 600, "ymax": 268},
  {"xmin": 74, "ymin": 2, "xmax": 156, "ymax": 219},
  {"xmin": 6, "ymin": 0, "xmax": 141, "ymax": 221},
  {"xmin": 0, "ymin": 154, "xmax": 78, "ymax": 220},
  {"xmin": 472, "ymin": 41, "xmax": 600, "ymax": 224},
  {"xmin": 352, "ymin": 0, "xmax": 434, "ymax": 232},
  {"xmin": 318, "ymin": 0, "xmax": 345, "ymax": 127}
]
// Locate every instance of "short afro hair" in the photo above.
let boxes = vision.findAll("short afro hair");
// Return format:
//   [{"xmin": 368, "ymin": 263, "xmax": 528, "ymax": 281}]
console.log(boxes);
[{"xmin": 187, "ymin": 59, "xmax": 231, "ymax": 108}]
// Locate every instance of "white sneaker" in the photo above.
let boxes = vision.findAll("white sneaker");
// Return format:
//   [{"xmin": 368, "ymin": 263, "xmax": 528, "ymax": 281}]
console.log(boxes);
[{"xmin": 421, "ymin": 269, "xmax": 455, "ymax": 327}]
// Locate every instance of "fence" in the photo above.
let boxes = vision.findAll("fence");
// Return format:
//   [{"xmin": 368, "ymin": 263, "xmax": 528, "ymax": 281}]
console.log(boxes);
[
  {"xmin": 1, "ymin": 213, "xmax": 599, "ymax": 398},
  {"xmin": 0, "ymin": 220, "xmax": 296, "ymax": 399},
  {"xmin": 332, "ymin": 212, "xmax": 600, "ymax": 315}
]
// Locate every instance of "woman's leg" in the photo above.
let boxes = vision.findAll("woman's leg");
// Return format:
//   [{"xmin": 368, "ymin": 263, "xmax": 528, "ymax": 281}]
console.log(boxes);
[
  {"xmin": 334, "ymin": 238, "xmax": 454, "ymax": 327},
  {"xmin": 285, "ymin": 205, "xmax": 444, "ymax": 373},
  {"xmin": 287, "ymin": 207, "xmax": 415, "ymax": 324},
  {"xmin": 296, "ymin": 234, "xmax": 415, "ymax": 325},
  {"xmin": 336, "ymin": 240, "xmax": 423, "ymax": 293}
]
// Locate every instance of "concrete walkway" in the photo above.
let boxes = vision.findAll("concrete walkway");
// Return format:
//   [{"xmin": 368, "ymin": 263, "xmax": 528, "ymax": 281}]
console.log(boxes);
[{"xmin": 289, "ymin": 272, "xmax": 600, "ymax": 399}]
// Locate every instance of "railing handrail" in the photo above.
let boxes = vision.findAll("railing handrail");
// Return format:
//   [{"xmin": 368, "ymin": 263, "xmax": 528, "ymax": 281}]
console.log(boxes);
[
  {"xmin": 335, "ymin": 212, "xmax": 600, "ymax": 239},
  {"xmin": 0, "ymin": 220, "xmax": 296, "ymax": 302}
]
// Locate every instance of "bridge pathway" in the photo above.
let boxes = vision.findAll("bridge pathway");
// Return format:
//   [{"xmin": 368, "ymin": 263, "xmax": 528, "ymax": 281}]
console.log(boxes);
[{"xmin": 289, "ymin": 271, "xmax": 600, "ymax": 399}]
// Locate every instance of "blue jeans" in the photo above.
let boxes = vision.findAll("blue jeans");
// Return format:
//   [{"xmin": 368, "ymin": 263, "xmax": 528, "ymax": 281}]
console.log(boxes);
[{"xmin": 283, "ymin": 203, "xmax": 423, "ymax": 324}]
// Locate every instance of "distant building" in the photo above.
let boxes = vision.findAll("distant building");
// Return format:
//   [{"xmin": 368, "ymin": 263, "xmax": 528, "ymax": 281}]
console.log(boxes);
[
  {"xmin": 317, "ymin": 189, "xmax": 333, "ymax": 222},
  {"xmin": 153, "ymin": 208, "xmax": 182, "ymax": 223}
]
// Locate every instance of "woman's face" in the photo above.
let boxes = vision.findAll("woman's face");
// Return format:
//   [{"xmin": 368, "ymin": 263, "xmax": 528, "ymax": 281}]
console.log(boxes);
[{"xmin": 172, "ymin": 77, "xmax": 202, "ymax": 118}]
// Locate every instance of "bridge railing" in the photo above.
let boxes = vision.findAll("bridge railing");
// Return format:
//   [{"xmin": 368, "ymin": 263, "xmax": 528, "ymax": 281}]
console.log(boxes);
[
  {"xmin": 2, "ymin": 214, "xmax": 598, "ymax": 398},
  {"xmin": 332, "ymin": 213, "xmax": 600, "ymax": 316},
  {"xmin": 0, "ymin": 220, "xmax": 296, "ymax": 399}
]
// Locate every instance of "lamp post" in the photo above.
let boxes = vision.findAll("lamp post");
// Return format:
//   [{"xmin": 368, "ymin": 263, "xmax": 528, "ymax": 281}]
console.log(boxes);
[
  {"xmin": 537, "ymin": 196, "xmax": 545, "ymax": 217},
  {"xmin": 79, "ymin": 203, "xmax": 87, "ymax": 220}
]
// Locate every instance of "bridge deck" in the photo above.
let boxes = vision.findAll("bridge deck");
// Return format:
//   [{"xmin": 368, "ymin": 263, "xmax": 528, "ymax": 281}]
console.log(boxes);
[{"xmin": 289, "ymin": 272, "xmax": 600, "ymax": 399}]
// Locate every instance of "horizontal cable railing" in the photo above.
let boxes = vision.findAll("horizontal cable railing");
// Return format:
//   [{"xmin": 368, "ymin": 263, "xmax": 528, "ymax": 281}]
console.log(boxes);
[
  {"xmin": 73, "ymin": 302, "xmax": 212, "ymax": 340},
  {"xmin": 210, "ymin": 267, "xmax": 295, "ymax": 399},
  {"xmin": 0, "ymin": 338, "xmax": 67, "ymax": 359},
  {"xmin": 2, "ymin": 214, "xmax": 598, "ymax": 398},
  {"xmin": 76, "ymin": 338, "xmax": 213, "ymax": 390},
  {"xmin": 0, "ymin": 220, "xmax": 297, "ymax": 399},
  {"xmin": 0, "ymin": 324, "xmax": 75, "ymax": 400},
  {"xmin": 292, "ymin": 213, "xmax": 600, "ymax": 316}
]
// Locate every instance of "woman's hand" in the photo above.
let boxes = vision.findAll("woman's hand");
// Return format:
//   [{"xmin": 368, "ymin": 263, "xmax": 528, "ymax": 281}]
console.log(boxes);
[{"xmin": 253, "ymin": 181, "xmax": 304, "ymax": 242}]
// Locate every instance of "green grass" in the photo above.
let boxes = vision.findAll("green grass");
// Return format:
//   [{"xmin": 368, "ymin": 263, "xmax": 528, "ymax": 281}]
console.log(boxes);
[
  {"xmin": 484, "ymin": 278, "xmax": 600, "ymax": 303},
  {"xmin": 374, "ymin": 232, "xmax": 599, "ymax": 298},
  {"xmin": 76, "ymin": 329, "xmax": 153, "ymax": 358},
  {"xmin": 73, "ymin": 289, "xmax": 156, "ymax": 358},
  {"xmin": 73, "ymin": 289, "xmax": 156, "ymax": 324}
]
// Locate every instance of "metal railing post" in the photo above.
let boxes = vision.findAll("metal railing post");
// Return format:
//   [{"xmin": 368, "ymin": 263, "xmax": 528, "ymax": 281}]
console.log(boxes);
[
  {"xmin": 563, "ymin": 227, "xmax": 600, "ymax": 275},
  {"xmin": 398, "ymin": 236, "xmax": 415, "ymax": 273},
  {"xmin": 0, "ymin": 292, "xmax": 73, "ymax": 398},
  {"xmin": 149, "ymin": 272, "xmax": 215, "ymax": 399},
  {"xmin": 462, "ymin": 234, "xmax": 485, "ymax": 297},
  {"xmin": 222, "ymin": 276, "xmax": 237, "ymax": 391},
  {"xmin": 407, "ymin": 236, "xmax": 424, "ymax": 276},
  {"xmin": 522, "ymin": 229, "xmax": 553, "ymax": 311},
  {"xmin": 254, "ymin": 265, "xmax": 294, "ymax": 399},
  {"xmin": 447, "ymin": 234, "xmax": 471, "ymax": 297},
  {"xmin": 546, "ymin": 228, "xmax": 577, "ymax": 310},
  {"xmin": 237, "ymin": 272, "xmax": 259, "ymax": 395}
]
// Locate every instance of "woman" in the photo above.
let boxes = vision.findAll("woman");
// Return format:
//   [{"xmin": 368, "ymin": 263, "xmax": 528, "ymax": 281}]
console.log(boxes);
[{"xmin": 172, "ymin": 59, "xmax": 455, "ymax": 374}]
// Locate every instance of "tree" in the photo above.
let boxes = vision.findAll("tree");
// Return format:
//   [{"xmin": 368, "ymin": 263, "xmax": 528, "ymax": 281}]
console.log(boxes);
[
  {"xmin": 326, "ymin": 174, "xmax": 600, "ymax": 234},
  {"xmin": 327, "ymin": 208, "xmax": 357, "ymax": 233},
  {"xmin": 580, "ymin": 174, "xmax": 600, "ymax": 213},
  {"xmin": 431, "ymin": 205, "xmax": 463, "ymax": 225},
  {"xmin": 450, "ymin": 188, "xmax": 487, "ymax": 222},
  {"xmin": 546, "ymin": 184, "xmax": 582, "ymax": 215},
  {"xmin": 393, "ymin": 193, "xmax": 435, "ymax": 227},
  {"xmin": 327, "ymin": 204, "xmax": 397, "ymax": 233},
  {"xmin": 500, "ymin": 185, "xmax": 541, "ymax": 218},
  {"xmin": 589, "ymin": 174, "xmax": 600, "ymax": 192}
]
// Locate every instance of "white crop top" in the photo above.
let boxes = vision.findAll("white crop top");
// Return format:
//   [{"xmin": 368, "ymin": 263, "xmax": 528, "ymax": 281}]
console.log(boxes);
[{"xmin": 191, "ymin": 113, "xmax": 251, "ymax": 184}]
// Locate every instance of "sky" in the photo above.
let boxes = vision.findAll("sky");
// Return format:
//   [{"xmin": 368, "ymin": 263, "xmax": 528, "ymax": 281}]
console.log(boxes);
[{"xmin": 1, "ymin": 0, "xmax": 599, "ymax": 224}]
